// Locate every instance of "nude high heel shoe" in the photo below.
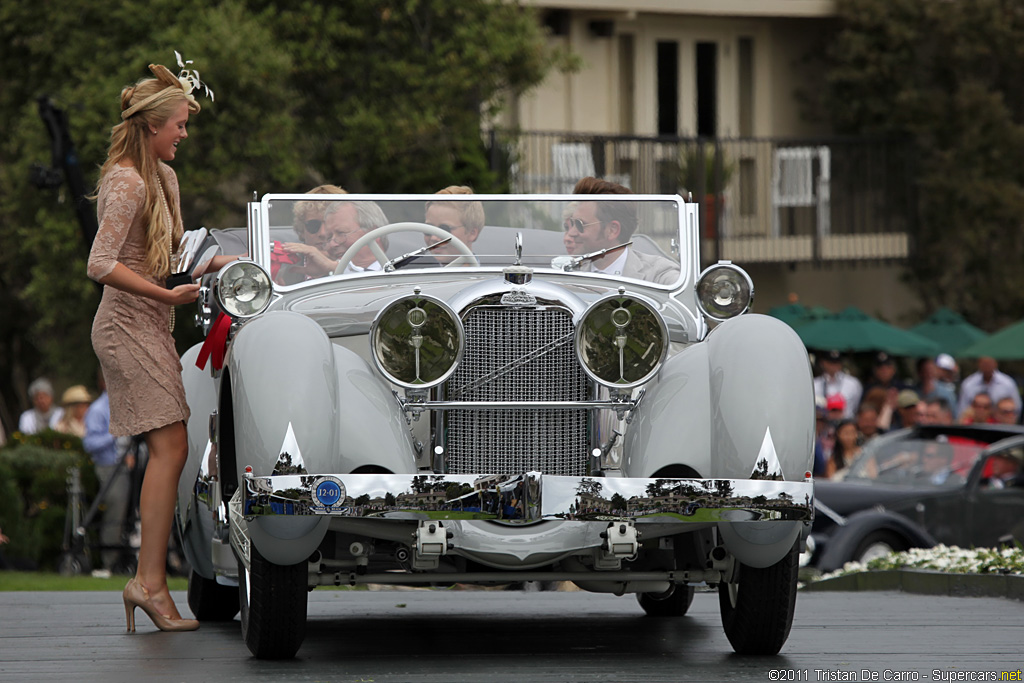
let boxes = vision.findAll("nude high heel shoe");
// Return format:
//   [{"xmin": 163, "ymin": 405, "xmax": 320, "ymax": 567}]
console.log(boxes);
[{"xmin": 123, "ymin": 578, "xmax": 199, "ymax": 632}]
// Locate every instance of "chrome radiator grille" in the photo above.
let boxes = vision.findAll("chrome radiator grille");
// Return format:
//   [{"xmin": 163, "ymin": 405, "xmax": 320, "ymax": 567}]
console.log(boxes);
[{"xmin": 443, "ymin": 306, "xmax": 590, "ymax": 476}]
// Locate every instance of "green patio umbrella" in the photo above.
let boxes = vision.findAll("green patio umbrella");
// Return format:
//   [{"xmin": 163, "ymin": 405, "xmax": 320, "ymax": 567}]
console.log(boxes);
[
  {"xmin": 956, "ymin": 318, "xmax": 1024, "ymax": 360},
  {"xmin": 795, "ymin": 306, "xmax": 942, "ymax": 357},
  {"xmin": 768, "ymin": 304, "xmax": 831, "ymax": 329},
  {"xmin": 908, "ymin": 307, "xmax": 988, "ymax": 356}
]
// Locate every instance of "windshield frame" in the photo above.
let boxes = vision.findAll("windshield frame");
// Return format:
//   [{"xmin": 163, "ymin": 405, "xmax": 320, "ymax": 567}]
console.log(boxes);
[{"xmin": 252, "ymin": 193, "xmax": 697, "ymax": 293}]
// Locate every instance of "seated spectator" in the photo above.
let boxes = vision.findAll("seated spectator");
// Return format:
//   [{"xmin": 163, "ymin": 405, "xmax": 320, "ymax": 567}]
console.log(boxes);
[
  {"xmin": 18, "ymin": 377, "xmax": 63, "ymax": 435},
  {"xmin": 825, "ymin": 394, "xmax": 846, "ymax": 425},
  {"xmin": 856, "ymin": 403, "xmax": 884, "ymax": 443},
  {"xmin": 51, "ymin": 385, "xmax": 93, "ymax": 438},
  {"xmin": 826, "ymin": 420, "xmax": 862, "ymax": 480},
  {"xmin": 995, "ymin": 397, "xmax": 1020, "ymax": 425},
  {"xmin": 960, "ymin": 392, "xmax": 995, "ymax": 424},
  {"xmin": 922, "ymin": 397, "xmax": 954, "ymax": 426},
  {"xmin": 813, "ymin": 350, "xmax": 862, "ymax": 420},
  {"xmin": 892, "ymin": 389, "xmax": 923, "ymax": 429},
  {"xmin": 423, "ymin": 186, "xmax": 485, "ymax": 265},
  {"xmin": 277, "ymin": 185, "xmax": 348, "ymax": 284},
  {"xmin": 860, "ymin": 385, "xmax": 895, "ymax": 431},
  {"xmin": 863, "ymin": 352, "xmax": 906, "ymax": 397},
  {"xmin": 957, "ymin": 356, "xmax": 1020, "ymax": 418},
  {"xmin": 915, "ymin": 356, "xmax": 957, "ymax": 416}
]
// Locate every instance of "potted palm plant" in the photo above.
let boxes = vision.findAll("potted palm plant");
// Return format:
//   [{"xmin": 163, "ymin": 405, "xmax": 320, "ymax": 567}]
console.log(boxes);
[{"xmin": 678, "ymin": 144, "xmax": 734, "ymax": 238}]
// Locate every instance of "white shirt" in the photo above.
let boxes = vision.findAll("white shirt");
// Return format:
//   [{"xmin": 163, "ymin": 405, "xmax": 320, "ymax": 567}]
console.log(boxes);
[
  {"xmin": 594, "ymin": 249, "xmax": 629, "ymax": 277},
  {"xmin": 18, "ymin": 407, "xmax": 64, "ymax": 435},
  {"xmin": 813, "ymin": 371, "xmax": 863, "ymax": 420},
  {"xmin": 342, "ymin": 261, "xmax": 383, "ymax": 275},
  {"xmin": 957, "ymin": 370, "xmax": 1021, "ymax": 416}
]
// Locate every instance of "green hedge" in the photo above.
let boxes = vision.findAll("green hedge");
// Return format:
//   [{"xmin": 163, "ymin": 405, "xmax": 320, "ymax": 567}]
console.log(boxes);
[{"xmin": 0, "ymin": 432, "xmax": 98, "ymax": 570}]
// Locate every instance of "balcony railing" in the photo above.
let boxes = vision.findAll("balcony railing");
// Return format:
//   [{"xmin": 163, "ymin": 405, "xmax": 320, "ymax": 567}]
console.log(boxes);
[{"xmin": 486, "ymin": 130, "xmax": 917, "ymax": 267}]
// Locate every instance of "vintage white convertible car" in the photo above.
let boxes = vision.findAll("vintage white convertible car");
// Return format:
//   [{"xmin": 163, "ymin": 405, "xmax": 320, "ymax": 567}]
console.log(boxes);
[{"xmin": 176, "ymin": 192, "xmax": 815, "ymax": 659}]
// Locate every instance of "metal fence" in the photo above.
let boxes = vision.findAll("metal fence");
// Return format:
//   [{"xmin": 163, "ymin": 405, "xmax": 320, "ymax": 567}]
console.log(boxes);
[{"xmin": 486, "ymin": 130, "xmax": 917, "ymax": 266}]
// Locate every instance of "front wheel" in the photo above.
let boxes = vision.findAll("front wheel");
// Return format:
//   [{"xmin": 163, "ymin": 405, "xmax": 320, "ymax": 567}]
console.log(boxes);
[
  {"xmin": 719, "ymin": 540, "xmax": 799, "ymax": 655},
  {"xmin": 238, "ymin": 545, "xmax": 308, "ymax": 659},
  {"xmin": 637, "ymin": 584, "xmax": 695, "ymax": 617}
]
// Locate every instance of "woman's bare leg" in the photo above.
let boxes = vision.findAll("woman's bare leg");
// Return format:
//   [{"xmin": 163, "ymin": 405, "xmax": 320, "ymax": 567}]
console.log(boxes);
[{"xmin": 134, "ymin": 421, "xmax": 189, "ymax": 618}]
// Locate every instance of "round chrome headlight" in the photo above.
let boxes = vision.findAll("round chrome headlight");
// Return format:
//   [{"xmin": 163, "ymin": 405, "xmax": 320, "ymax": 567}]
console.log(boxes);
[
  {"xmin": 371, "ymin": 293, "xmax": 464, "ymax": 389},
  {"xmin": 575, "ymin": 291, "xmax": 668, "ymax": 388},
  {"xmin": 696, "ymin": 262, "xmax": 753, "ymax": 321},
  {"xmin": 215, "ymin": 260, "xmax": 273, "ymax": 319}
]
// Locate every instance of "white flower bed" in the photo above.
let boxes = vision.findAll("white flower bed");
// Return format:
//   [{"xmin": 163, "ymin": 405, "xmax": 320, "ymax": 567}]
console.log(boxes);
[{"xmin": 810, "ymin": 544, "xmax": 1024, "ymax": 584}]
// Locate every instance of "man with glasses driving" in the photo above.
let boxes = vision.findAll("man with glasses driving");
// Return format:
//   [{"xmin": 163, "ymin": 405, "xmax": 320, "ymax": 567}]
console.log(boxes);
[{"xmin": 565, "ymin": 177, "xmax": 680, "ymax": 285}]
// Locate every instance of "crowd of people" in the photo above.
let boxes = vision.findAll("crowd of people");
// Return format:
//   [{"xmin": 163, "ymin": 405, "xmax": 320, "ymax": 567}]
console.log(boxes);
[
  {"xmin": 7, "ymin": 373, "xmax": 136, "ymax": 577},
  {"xmin": 813, "ymin": 351, "xmax": 1023, "ymax": 479}
]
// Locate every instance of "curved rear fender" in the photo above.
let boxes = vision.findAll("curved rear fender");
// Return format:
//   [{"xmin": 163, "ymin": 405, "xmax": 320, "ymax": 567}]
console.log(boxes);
[{"xmin": 705, "ymin": 314, "xmax": 814, "ymax": 481}]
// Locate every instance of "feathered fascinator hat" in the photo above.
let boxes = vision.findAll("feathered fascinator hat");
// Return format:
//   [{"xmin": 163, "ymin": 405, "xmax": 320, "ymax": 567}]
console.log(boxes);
[{"xmin": 121, "ymin": 51, "xmax": 215, "ymax": 120}]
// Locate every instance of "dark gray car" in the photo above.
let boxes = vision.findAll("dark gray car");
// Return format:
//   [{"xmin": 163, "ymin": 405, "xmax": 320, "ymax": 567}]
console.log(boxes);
[{"xmin": 810, "ymin": 424, "xmax": 1024, "ymax": 572}]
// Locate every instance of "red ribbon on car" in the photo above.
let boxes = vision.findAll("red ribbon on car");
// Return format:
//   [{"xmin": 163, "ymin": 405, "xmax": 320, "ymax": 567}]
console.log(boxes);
[{"xmin": 196, "ymin": 312, "xmax": 231, "ymax": 371}]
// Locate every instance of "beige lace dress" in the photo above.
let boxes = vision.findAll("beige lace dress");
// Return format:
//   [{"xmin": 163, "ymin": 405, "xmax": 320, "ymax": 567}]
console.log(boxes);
[{"xmin": 87, "ymin": 164, "xmax": 189, "ymax": 437}]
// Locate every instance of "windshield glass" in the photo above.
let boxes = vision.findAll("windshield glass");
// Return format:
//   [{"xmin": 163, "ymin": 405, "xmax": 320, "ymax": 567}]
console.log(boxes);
[
  {"xmin": 259, "ymin": 195, "xmax": 687, "ymax": 288},
  {"xmin": 845, "ymin": 434, "xmax": 988, "ymax": 487}
]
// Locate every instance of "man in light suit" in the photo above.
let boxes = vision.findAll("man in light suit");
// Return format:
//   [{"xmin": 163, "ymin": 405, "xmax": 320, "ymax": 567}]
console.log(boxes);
[{"xmin": 565, "ymin": 177, "xmax": 680, "ymax": 285}]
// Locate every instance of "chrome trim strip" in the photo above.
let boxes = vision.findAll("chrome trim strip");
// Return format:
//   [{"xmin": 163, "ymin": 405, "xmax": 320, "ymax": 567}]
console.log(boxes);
[
  {"xmin": 242, "ymin": 472, "xmax": 813, "ymax": 525},
  {"xmin": 402, "ymin": 399, "xmax": 638, "ymax": 411}
]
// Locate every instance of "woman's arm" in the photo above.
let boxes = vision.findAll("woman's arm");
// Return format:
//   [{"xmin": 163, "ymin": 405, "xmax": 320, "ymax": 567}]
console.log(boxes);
[{"xmin": 96, "ymin": 262, "xmax": 199, "ymax": 306}]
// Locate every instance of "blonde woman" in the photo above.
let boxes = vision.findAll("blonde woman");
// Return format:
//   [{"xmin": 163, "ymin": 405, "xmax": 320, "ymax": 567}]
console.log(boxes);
[{"xmin": 88, "ymin": 58, "xmax": 226, "ymax": 632}]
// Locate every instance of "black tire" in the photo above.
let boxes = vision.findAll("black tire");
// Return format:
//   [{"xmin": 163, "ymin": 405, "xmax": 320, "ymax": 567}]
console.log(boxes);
[
  {"xmin": 637, "ymin": 584, "xmax": 695, "ymax": 617},
  {"xmin": 187, "ymin": 569, "xmax": 240, "ymax": 621},
  {"xmin": 719, "ymin": 541, "xmax": 799, "ymax": 655},
  {"xmin": 852, "ymin": 530, "xmax": 906, "ymax": 564},
  {"xmin": 238, "ymin": 545, "xmax": 308, "ymax": 659}
]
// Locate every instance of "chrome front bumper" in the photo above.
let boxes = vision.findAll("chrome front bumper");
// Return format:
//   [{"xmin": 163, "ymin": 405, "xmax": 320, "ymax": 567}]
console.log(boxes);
[{"xmin": 241, "ymin": 471, "xmax": 813, "ymax": 525}]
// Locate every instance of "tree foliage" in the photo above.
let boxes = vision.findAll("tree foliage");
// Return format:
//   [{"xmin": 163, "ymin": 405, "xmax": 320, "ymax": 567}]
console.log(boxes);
[
  {"xmin": 814, "ymin": 0, "xmax": 1024, "ymax": 331},
  {"xmin": 0, "ymin": 1, "xmax": 565, "ymax": 424}
]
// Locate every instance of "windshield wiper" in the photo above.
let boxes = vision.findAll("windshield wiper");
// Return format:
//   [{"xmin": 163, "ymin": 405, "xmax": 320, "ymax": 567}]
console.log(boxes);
[
  {"xmin": 384, "ymin": 237, "xmax": 453, "ymax": 272},
  {"xmin": 550, "ymin": 241, "xmax": 633, "ymax": 272}
]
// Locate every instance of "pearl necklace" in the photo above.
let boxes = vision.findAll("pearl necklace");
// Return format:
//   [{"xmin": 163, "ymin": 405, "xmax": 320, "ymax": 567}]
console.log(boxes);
[{"xmin": 154, "ymin": 171, "xmax": 178, "ymax": 333}]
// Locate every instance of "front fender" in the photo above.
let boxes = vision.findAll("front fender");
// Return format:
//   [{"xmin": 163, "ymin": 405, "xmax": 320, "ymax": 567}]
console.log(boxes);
[
  {"xmin": 624, "ymin": 313, "xmax": 815, "ymax": 568},
  {"xmin": 225, "ymin": 310, "xmax": 417, "ymax": 482},
  {"xmin": 625, "ymin": 314, "xmax": 814, "ymax": 480},
  {"xmin": 815, "ymin": 509, "xmax": 937, "ymax": 572}
]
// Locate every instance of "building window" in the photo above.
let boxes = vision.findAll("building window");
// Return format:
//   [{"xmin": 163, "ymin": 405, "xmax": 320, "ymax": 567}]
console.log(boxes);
[
  {"xmin": 738, "ymin": 37, "xmax": 754, "ymax": 137},
  {"xmin": 657, "ymin": 41, "xmax": 679, "ymax": 136},
  {"xmin": 619, "ymin": 34, "xmax": 635, "ymax": 134},
  {"xmin": 696, "ymin": 41, "xmax": 717, "ymax": 137}
]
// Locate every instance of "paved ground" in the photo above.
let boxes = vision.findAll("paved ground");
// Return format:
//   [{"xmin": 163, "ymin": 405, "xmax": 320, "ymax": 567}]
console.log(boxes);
[{"xmin": 0, "ymin": 588, "xmax": 1021, "ymax": 682}]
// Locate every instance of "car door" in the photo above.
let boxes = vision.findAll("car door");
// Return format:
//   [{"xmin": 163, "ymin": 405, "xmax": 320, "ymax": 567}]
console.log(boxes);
[{"xmin": 965, "ymin": 436, "xmax": 1024, "ymax": 548}]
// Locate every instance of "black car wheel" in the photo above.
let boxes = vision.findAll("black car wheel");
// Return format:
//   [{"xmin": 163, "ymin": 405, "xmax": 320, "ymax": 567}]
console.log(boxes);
[
  {"xmin": 852, "ymin": 530, "xmax": 906, "ymax": 564},
  {"xmin": 637, "ymin": 584, "xmax": 695, "ymax": 617},
  {"xmin": 187, "ymin": 569, "xmax": 240, "ymax": 621},
  {"xmin": 238, "ymin": 545, "xmax": 308, "ymax": 659},
  {"xmin": 719, "ymin": 541, "xmax": 799, "ymax": 655}
]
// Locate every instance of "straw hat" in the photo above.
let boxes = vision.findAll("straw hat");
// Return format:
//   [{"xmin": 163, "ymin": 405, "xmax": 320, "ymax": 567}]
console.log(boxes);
[{"xmin": 60, "ymin": 385, "xmax": 93, "ymax": 406}]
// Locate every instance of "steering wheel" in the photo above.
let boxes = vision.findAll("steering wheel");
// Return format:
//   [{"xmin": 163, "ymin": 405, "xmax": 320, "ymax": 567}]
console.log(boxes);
[{"xmin": 333, "ymin": 222, "xmax": 479, "ymax": 275}]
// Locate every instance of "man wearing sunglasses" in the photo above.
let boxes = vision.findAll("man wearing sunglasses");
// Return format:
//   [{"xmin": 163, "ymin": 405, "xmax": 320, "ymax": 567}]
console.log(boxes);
[
  {"xmin": 564, "ymin": 177, "xmax": 680, "ymax": 285},
  {"xmin": 276, "ymin": 185, "xmax": 347, "ymax": 284}
]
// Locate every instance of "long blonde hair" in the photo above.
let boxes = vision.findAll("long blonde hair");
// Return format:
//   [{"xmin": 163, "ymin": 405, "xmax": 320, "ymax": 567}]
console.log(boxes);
[{"xmin": 96, "ymin": 76, "xmax": 198, "ymax": 278}]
